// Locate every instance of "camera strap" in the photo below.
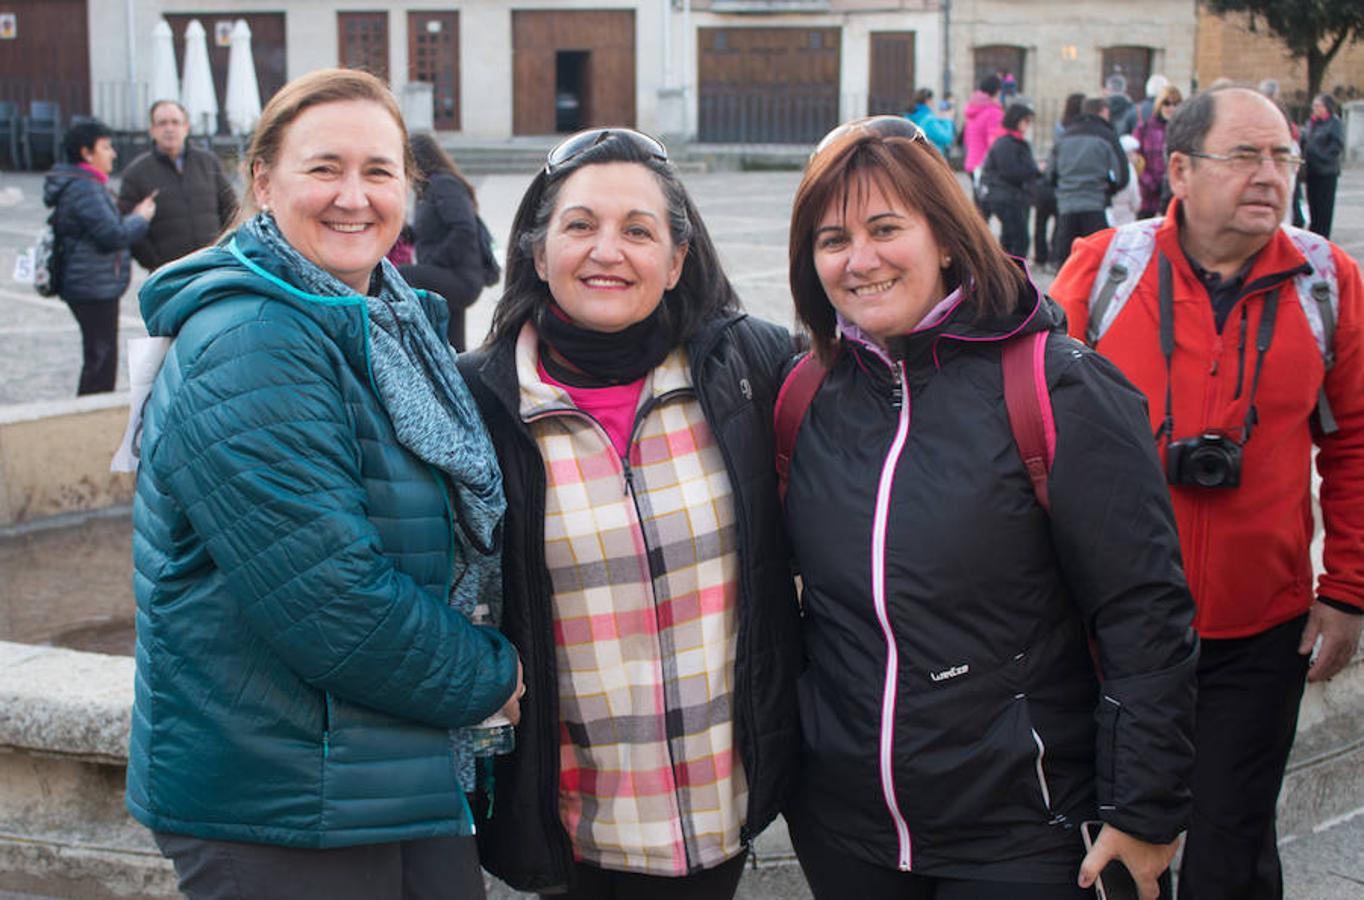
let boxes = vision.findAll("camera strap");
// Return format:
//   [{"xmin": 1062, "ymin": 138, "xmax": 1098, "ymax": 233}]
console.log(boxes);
[{"xmin": 1155, "ymin": 251, "xmax": 1281, "ymax": 445}]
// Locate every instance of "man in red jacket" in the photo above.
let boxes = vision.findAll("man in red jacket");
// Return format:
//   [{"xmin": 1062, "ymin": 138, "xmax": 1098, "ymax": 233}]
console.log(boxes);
[{"xmin": 1051, "ymin": 86, "xmax": 1363, "ymax": 900}]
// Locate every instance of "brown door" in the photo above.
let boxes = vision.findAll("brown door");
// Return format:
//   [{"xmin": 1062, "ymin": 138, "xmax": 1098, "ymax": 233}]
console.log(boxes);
[
  {"xmin": 0, "ymin": 0, "xmax": 90, "ymax": 119},
  {"xmin": 698, "ymin": 27, "xmax": 840, "ymax": 144},
  {"xmin": 973, "ymin": 45, "xmax": 1025, "ymax": 94},
  {"xmin": 869, "ymin": 32, "xmax": 915, "ymax": 116},
  {"xmin": 1101, "ymin": 47, "xmax": 1151, "ymax": 100},
  {"xmin": 408, "ymin": 11, "xmax": 460, "ymax": 130},
  {"xmin": 512, "ymin": 10, "xmax": 635, "ymax": 136},
  {"xmin": 165, "ymin": 13, "xmax": 287, "ymax": 136},
  {"xmin": 338, "ymin": 11, "xmax": 390, "ymax": 82}
]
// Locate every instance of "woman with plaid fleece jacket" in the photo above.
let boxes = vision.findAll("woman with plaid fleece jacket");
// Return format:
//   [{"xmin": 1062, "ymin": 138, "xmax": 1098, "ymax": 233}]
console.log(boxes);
[{"xmin": 458, "ymin": 130, "xmax": 802, "ymax": 898}]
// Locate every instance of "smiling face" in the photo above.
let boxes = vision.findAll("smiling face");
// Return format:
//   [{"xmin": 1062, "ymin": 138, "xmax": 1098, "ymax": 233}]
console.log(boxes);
[
  {"xmin": 533, "ymin": 161, "xmax": 687, "ymax": 333},
  {"xmin": 1168, "ymin": 90, "xmax": 1292, "ymax": 251},
  {"xmin": 252, "ymin": 99, "xmax": 407, "ymax": 294},
  {"xmin": 81, "ymin": 137, "xmax": 116, "ymax": 175},
  {"xmin": 812, "ymin": 173, "xmax": 948, "ymax": 346}
]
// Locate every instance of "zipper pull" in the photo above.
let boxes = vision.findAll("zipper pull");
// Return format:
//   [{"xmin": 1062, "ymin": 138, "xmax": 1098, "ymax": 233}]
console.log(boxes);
[
  {"xmin": 890, "ymin": 367, "xmax": 904, "ymax": 410},
  {"xmin": 622, "ymin": 456, "xmax": 635, "ymax": 495}
]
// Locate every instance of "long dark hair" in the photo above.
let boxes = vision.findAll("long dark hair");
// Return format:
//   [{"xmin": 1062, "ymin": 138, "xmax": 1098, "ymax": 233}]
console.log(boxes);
[
  {"xmin": 410, "ymin": 132, "xmax": 478, "ymax": 211},
  {"xmin": 485, "ymin": 133, "xmax": 739, "ymax": 346},
  {"xmin": 1060, "ymin": 93, "xmax": 1085, "ymax": 129},
  {"xmin": 789, "ymin": 126, "xmax": 1027, "ymax": 362}
]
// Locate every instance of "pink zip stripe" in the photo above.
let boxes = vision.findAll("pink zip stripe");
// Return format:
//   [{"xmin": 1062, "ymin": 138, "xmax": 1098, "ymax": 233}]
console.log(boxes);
[
  {"xmin": 870, "ymin": 362, "xmax": 913, "ymax": 871},
  {"xmin": 1030, "ymin": 332, "xmax": 1056, "ymax": 464}
]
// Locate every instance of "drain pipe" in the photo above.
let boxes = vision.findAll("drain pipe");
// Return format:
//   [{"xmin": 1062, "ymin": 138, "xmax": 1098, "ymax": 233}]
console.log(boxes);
[
  {"xmin": 681, "ymin": 0, "xmax": 692, "ymax": 139},
  {"xmin": 941, "ymin": 0, "xmax": 951, "ymax": 102},
  {"xmin": 125, "ymin": 0, "xmax": 139, "ymax": 128}
]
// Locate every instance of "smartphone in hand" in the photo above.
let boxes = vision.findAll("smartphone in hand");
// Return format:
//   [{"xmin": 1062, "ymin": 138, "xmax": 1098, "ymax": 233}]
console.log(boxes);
[{"xmin": 1080, "ymin": 820, "xmax": 1140, "ymax": 900}]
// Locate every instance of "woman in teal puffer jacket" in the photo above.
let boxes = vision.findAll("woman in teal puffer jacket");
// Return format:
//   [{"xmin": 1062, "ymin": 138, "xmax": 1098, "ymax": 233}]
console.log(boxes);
[{"xmin": 127, "ymin": 68, "xmax": 523, "ymax": 899}]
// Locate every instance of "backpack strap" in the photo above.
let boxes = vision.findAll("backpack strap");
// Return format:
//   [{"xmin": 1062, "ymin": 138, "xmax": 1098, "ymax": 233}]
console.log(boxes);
[
  {"xmin": 1283, "ymin": 226, "xmax": 1341, "ymax": 435},
  {"xmin": 1002, "ymin": 331, "xmax": 1056, "ymax": 511},
  {"xmin": 1084, "ymin": 217, "xmax": 1162, "ymax": 347},
  {"xmin": 774, "ymin": 352, "xmax": 830, "ymax": 505}
]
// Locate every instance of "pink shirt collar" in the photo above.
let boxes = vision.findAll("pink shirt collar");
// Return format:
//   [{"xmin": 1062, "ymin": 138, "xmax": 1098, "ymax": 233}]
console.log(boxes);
[{"xmin": 77, "ymin": 163, "xmax": 110, "ymax": 184}]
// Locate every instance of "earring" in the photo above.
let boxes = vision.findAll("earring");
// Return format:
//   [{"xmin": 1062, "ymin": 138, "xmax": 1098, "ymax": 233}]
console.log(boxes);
[{"xmin": 941, "ymin": 255, "xmax": 952, "ymax": 268}]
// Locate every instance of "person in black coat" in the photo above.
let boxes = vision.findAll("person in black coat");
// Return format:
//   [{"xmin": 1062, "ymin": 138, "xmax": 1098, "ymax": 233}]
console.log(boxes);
[
  {"xmin": 981, "ymin": 103, "xmax": 1041, "ymax": 258},
  {"xmin": 456, "ymin": 128, "xmax": 801, "ymax": 899},
  {"xmin": 399, "ymin": 133, "xmax": 486, "ymax": 350},
  {"xmin": 1304, "ymin": 93, "xmax": 1345, "ymax": 239},
  {"xmin": 44, "ymin": 119, "xmax": 156, "ymax": 394},
  {"xmin": 116, "ymin": 100, "xmax": 238, "ymax": 272},
  {"xmin": 780, "ymin": 116, "xmax": 1198, "ymax": 900}
]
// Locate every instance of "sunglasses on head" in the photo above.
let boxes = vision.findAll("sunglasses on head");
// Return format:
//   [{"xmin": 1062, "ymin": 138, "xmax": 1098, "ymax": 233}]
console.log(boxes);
[
  {"xmin": 813, "ymin": 116, "xmax": 928, "ymax": 157},
  {"xmin": 545, "ymin": 127, "xmax": 670, "ymax": 174}
]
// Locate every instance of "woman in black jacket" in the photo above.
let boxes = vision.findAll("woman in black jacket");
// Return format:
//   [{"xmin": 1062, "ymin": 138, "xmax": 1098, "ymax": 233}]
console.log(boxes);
[
  {"xmin": 400, "ymin": 133, "xmax": 486, "ymax": 350},
  {"xmin": 781, "ymin": 117, "xmax": 1198, "ymax": 900},
  {"xmin": 981, "ymin": 103, "xmax": 1040, "ymax": 258},
  {"xmin": 1304, "ymin": 93, "xmax": 1345, "ymax": 239},
  {"xmin": 457, "ymin": 129, "xmax": 801, "ymax": 900},
  {"xmin": 44, "ymin": 119, "xmax": 156, "ymax": 394}
]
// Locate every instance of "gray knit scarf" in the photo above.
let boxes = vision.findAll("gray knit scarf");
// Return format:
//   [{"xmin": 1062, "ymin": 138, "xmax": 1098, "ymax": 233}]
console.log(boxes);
[{"xmin": 245, "ymin": 213, "xmax": 505, "ymax": 792}]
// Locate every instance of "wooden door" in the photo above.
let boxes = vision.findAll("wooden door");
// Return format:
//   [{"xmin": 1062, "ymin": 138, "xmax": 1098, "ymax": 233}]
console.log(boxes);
[
  {"xmin": 1101, "ymin": 47, "xmax": 1151, "ymax": 100},
  {"xmin": 338, "ymin": 11, "xmax": 390, "ymax": 82},
  {"xmin": 698, "ymin": 27, "xmax": 840, "ymax": 144},
  {"xmin": 0, "ymin": 0, "xmax": 90, "ymax": 119},
  {"xmin": 512, "ymin": 10, "xmax": 635, "ymax": 136},
  {"xmin": 973, "ymin": 45, "xmax": 1025, "ymax": 94},
  {"xmin": 869, "ymin": 32, "xmax": 916, "ymax": 116},
  {"xmin": 165, "ymin": 12, "xmax": 287, "ymax": 136},
  {"xmin": 408, "ymin": 11, "xmax": 460, "ymax": 130}
]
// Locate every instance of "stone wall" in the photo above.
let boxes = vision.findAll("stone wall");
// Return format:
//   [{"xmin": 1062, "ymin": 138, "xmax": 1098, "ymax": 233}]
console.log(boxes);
[
  {"xmin": 1196, "ymin": 6, "xmax": 1364, "ymax": 105},
  {"xmin": 0, "ymin": 396, "xmax": 133, "ymax": 528}
]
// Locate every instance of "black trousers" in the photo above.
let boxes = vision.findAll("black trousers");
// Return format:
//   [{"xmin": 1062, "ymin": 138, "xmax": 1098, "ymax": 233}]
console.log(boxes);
[
  {"xmin": 1032, "ymin": 185, "xmax": 1057, "ymax": 264},
  {"xmin": 68, "ymin": 299, "xmax": 120, "ymax": 395},
  {"xmin": 154, "ymin": 832, "xmax": 485, "ymax": 900},
  {"xmin": 1305, "ymin": 173, "xmax": 1339, "ymax": 240},
  {"xmin": 1176, "ymin": 614, "xmax": 1311, "ymax": 900},
  {"xmin": 992, "ymin": 200, "xmax": 1031, "ymax": 259},
  {"xmin": 1052, "ymin": 211, "xmax": 1110, "ymax": 270},
  {"xmin": 787, "ymin": 812, "xmax": 1096, "ymax": 900},
  {"xmin": 545, "ymin": 852, "xmax": 748, "ymax": 900}
]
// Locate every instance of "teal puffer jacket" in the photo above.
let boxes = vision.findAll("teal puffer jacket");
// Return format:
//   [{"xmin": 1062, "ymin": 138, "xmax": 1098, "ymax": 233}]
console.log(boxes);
[{"xmin": 126, "ymin": 228, "xmax": 520, "ymax": 848}]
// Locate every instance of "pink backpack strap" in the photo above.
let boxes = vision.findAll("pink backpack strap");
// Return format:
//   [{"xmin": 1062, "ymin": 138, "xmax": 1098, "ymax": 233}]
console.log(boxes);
[
  {"xmin": 1002, "ymin": 331, "xmax": 1056, "ymax": 511},
  {"xmin": 774, "ymin": 352, "xmax": 830, "ymax": 505}
]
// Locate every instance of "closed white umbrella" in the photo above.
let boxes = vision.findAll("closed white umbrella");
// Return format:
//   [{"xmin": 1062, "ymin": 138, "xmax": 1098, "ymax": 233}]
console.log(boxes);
[
  {"xmin": 180, "ymin": 19, "xmax": 218, "ymax": 135},
  {"xmin": 149, "ymin": 19, "xmax": 179, "ymax": 109},
  {"xmin": 224, "ymin": 19, "xmax": 261, "ymax": 136}
]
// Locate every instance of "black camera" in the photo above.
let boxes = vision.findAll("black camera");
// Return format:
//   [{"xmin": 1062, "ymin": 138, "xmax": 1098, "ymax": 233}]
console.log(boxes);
[{"xmin": 1166, "ymin": 432, "xmax": 1243, "ymax": 488}]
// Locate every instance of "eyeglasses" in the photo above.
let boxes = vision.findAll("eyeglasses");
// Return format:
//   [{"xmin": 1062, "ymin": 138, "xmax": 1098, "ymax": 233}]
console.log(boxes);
[
  {"xmin": 813, "ymin": 116, "xmax": 927, "ymax": 157},
  {"xmin": 1184, "ymin": 150, "xmax": 1304, "ymax": 174},
  {"xmin": 545, "ymin": 128, "xmax": 669, "ymax": 174}
]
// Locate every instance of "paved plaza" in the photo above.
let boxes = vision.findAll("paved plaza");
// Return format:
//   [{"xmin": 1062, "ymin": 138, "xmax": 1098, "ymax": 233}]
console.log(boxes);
[
  {"xmin": 1, "ymin": 163, "xmax": 1363, "ymax": 898},
  {"xmin": 5, "ymin": 165, "xmax": 1364, "ymax": 404}
]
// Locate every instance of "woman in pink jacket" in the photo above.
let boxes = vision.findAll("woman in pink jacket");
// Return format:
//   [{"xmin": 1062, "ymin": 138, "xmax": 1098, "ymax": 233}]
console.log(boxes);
[{"xmin": 962, "ymin": 74, "xmax": 1004, "ymax": 175}]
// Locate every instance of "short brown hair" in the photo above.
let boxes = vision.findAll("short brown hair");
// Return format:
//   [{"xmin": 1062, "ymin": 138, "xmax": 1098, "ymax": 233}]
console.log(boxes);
[
  {"xmin": 237, "ymin": 68, "xmax": 415, "ymax": 222},
  {"xmin": 789, "ymin": 127, "xmax": 1026, "ymax": 361}
]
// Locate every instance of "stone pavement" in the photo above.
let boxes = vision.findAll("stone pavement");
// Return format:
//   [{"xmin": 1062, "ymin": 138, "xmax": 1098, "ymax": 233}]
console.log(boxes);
[{"xmin": 2, "ymin": 165, "xmax": 1363, "ymax": 898}]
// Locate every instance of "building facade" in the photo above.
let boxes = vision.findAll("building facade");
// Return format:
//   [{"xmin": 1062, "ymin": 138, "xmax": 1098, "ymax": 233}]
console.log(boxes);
[{"xmin": 15, "ymin": 0, "xmax": 1352, "ymax": 147}]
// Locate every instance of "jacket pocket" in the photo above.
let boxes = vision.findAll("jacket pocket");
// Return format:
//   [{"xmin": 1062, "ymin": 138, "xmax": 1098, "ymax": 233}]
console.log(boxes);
[{"xmin": 1094, "ymin": 694, "xmax": 1122, "ymax": 812}]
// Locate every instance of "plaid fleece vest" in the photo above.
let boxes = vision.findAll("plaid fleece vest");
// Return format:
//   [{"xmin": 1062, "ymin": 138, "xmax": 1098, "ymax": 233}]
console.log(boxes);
[{"xmin": 516, "ymin": 324, "xmax": 747, "ymax": 876}]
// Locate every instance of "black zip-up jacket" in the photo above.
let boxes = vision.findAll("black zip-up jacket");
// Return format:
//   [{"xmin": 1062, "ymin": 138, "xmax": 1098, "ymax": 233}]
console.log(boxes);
[
  {"xmin": 1305, "ymin": 115, "xmax": 1344, "ymax": 178},
  {"xmin": 458, "ymin": 313, "xmax": 802, "ymax": 892},
  {"xmin": 981, "ymin": 133, "xmax": 1041, "ymax": 209},
  {"xmin": 44, "ymin": 165, "xmax": 150, "ymax": 304},
  {"xmin": 784, "ymin": 285, "xmax": 1198, "ymax": 882}
]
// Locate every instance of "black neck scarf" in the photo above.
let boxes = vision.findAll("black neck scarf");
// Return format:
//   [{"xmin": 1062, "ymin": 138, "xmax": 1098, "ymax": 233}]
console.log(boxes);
[{"xmin": 536, "ymin": 300, "xmax": 676, "ymax": 387}]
